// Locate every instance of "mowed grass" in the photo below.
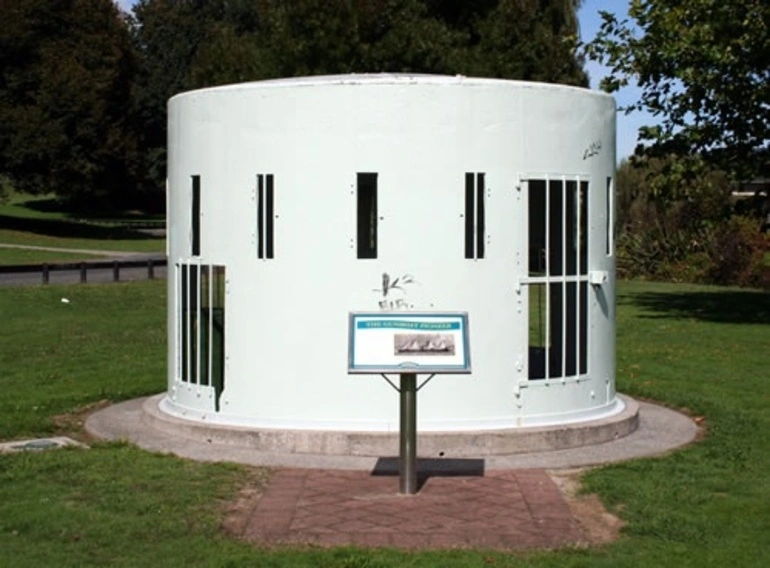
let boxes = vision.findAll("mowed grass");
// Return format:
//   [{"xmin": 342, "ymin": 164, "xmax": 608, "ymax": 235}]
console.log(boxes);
[
  {"xmin": 0, "ymin": 280, "xmax": 769, "ymax": 566},
  {"xmin": 0, "ymin": 281, "xmax": 167, "ymax": 438},
  {"xmin": 0, "ymin": 247, "xmax": 109, "ymax": 266},
  {"xmin": 0, "ymin": 191, "xmax": 165, "ymax": 254},
  {"xmin": 579, "ymin": 282, "xmax": 770, "ymax": 567},
  {"xmin": 0, "ymin": 228, "xmax": 164, "ymax": 254}
]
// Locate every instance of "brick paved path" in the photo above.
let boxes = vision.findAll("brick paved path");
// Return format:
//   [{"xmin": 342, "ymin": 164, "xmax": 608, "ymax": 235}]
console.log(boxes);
[{"xmin": 239, "ymin": 467, "xmax": 586, "ymax": 550}]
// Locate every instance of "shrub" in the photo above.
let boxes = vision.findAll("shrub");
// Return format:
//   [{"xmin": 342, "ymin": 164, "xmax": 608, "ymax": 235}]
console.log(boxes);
[
  {"xmin": 705, "ymin": 216, "xmax": 769, "ymax": 288},
  {"xmin": 616, "ymin": 200, "xmax": 714, "ymax": 282},
  {"xmin": 617, "ymin": 210, "xmax": 769, "ymax": 288},
  {"xmin": 0, "ymin": 175, "xmax": 12, "ymax": 205}
]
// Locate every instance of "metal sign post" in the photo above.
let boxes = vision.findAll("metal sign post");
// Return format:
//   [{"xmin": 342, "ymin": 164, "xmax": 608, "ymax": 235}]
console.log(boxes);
[
  {"xmin": 399, "ymin": 372, "xmax": 418, "ymax": 494},
  {"xmin": 347, "ymin": 311, "xmax": 471, "ymax": 496}
]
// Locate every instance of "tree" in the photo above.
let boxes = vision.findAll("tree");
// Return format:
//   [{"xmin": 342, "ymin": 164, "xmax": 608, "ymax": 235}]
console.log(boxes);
[
  {"xmin": 0, "ymin": 0, "xmax": 139, "ymax": 206},
  {"xmin": 129, "ymin": 0, "xmax": 228, "ymax": 196},
  {"xmin": 469, "ymin": 0, "xmax": 587, "ymax": 85},
  {"xmin": 584, "ymin": 0, "xmax": 769, "ymax": 181},
  {"xmin": 131, "ymin": 0, "xmax": 588, "ymax": 193}
]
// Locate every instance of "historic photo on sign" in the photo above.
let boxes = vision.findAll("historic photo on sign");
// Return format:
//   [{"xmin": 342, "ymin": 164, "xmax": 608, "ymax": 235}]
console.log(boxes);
[{"xmin": 394, "ymin": 334, "xmax": 456, "ymax": 356}]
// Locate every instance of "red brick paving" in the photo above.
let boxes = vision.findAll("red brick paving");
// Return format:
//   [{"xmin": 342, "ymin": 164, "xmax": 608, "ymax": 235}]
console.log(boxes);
[{"xmin": 240, "ymin": 468, "xmax": 587, "ymax": 551}]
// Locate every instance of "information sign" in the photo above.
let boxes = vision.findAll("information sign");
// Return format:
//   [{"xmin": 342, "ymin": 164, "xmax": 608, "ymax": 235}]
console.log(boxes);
[{"xmin": 348, "ymin": 312, "xmax": 471, "ymax": 374}]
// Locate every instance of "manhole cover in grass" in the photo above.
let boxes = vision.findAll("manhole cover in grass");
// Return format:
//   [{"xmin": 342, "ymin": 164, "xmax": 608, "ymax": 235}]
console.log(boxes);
[{"xmin": 0, "ymin": 437, "xmax": 87, "ymax": 454}]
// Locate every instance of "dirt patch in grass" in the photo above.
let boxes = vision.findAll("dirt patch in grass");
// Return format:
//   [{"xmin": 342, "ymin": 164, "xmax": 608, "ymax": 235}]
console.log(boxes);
[
  {"xmin": 549, "ymin": 468, "xmax": 625, "ymax": 546},
  {"xmin": 220, "ymin": 467, "xmax": 274, "ymax": 538},
  {"xmin": 51, "ymin": 399, "xmax": 112, "ymax": 442}
]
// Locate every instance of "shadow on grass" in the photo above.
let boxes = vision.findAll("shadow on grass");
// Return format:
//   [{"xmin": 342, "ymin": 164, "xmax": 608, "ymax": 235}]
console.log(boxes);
[
  {"xmin": 622, "ymin": 288, "xmax": 770, "ymax": 325},
  {"xmin": 22, "ymin": 197, "xmax": 165, "ymax": 222},
  {"xmin": 0, "ymin": 214, "xmax": 164, "ymax": 241}
]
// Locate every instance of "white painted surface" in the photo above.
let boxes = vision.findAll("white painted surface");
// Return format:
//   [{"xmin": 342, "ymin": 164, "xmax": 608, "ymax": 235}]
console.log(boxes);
[{"xmin": 166, "ymin": 74, "xmax": 617, "ymax": 431}]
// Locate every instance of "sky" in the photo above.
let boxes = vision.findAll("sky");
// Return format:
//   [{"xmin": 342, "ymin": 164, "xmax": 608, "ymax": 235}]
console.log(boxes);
[
  {"xmin": 578, "ymin": 1, "xmax": 651, "ymax": 162},
  {"xmin": 114, "ymin": 0, "xmax": 648, "ymax": 161}
]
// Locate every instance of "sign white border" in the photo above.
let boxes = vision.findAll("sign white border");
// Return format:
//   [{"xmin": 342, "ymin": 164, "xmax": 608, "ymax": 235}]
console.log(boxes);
[{"xmin": 348, "ymin": 312, "xmax": 471, "ymax": 374}]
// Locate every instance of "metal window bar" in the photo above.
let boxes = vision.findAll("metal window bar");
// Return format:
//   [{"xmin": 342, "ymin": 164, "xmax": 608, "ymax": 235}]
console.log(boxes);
[{"xmin": 521, "ymin": 174, "xmax": 592, "ymax": 381}]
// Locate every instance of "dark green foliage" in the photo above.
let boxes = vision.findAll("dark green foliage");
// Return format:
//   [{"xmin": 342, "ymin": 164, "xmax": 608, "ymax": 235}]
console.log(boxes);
[
  {"xmin": 468, "ymin": 0, "xmax": 587, "ymax": 84},
  {"xmin": 583, "ymin": 0, "xmax": 770, "ymax": 181},
  {"xmin": 0, "ymin": 0, "xmax": 139, "ymax": 207},
  {"xmin": 1, "ymin": 0, "xmax": 586, "ymax": 206},
  {"xmin": 129, "ymin": 0, "xmax": 229, "ymax": 195},
  {"xmin": 704, "ymin": 215, "xmax": 769, "ymax": 287},
  {"xmin": 0, "ymin": 175, "xmax": 11, "ymax": 204},
  {"xmin": 615, "ymin": 157, "xmax": 769, "ymax": 287},
  {"xmin": 130, "ymin": 0, "xmax": 587, "ymax": 192}
]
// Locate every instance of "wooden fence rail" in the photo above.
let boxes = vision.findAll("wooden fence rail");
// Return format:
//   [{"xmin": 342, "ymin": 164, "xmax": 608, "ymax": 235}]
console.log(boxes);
[{"xmin": 0, "ymin": 258, "xmax": 167, "ymax": 284}]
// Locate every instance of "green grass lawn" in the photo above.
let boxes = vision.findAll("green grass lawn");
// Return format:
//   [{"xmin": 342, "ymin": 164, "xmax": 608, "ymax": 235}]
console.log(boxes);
[
  {"xmin": 0, "ymin": 227, "xmax": 165, "ymax": 254},
  {"xmin": 0, "ymin": 190, "xmax": 165, "ymax": 254},
  {"xmin": 0, "ymin": 247, "xmax": 110, "ymax": 266},
  {"xmin": 0, "ymin": 280, "xmax": 768, "ymax": 566}
]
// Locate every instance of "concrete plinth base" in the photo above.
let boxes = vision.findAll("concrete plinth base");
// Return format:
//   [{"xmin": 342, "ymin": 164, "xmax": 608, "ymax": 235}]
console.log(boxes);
[
  {"xmin": 85, "ymin": 393, "xmax": 699, "ymax": 469},
  {"xmin": 96, "ymin": 393, "xmax": 638, "ymax": 457}
]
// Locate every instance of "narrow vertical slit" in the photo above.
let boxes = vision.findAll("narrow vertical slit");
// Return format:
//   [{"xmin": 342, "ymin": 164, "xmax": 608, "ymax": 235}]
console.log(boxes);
[
  {"xmin": 544, "ymin": 176, "xmax": 551, "ymax": 380},
  {"xmin": 476, "ymin": 173, "xmax": 485, "ymax": 259},
  {"xmin": 185, "ymin": 265, "xmax": 192, "ymax": 384},
  {"xmin": 567, "ymin": 281, "xmax": 578, "ymax": 376},
  {"xmin": 265, "ymin": 174, "xmax": 274, "ymax": 259},
  {"xmin": 606, "ymin": 177, "xmax": 613, "ymax": 256},
  {"xmin": 357, "ymin": 173, "xmax": 378, "ymax": 259},
  {"xmin": 175, "ymin": 264, "xmax": 180, "ymax": 381},
  {"xmin": 179, "ymin": 265, "xmax": 187, "ymax": 382},
  {"xmin": 207, "ymin": 265, "xmax": 213, "ymax": 388},
  {"xmin": 257, "ymin": 175, "xmax": 264, "ymax": 259},
  {"xmin": 213, "ymin": 266, "xmax": 226, "ymax": 411},
  {"xmin": 464, "ymin": 173, "xmax": 475, "ymax": 259},
  {"xmin": 528, "ymin": 180, "xmax": 547, "ymax": 380},
  {"xmin": 573, "ymin": 180, "xmax": 580, "ymax": 277},
  {"xmin": 579, "ymin": 281, "xmax": 588, "ymax": 374},
  {"xmin": 548, "ymin": 179, "xmax": 564, "ymax": 378},
  {"xmin": 529, "ymin": 181, "xmax": 546, "ymax": 276},
  {"xmin": 561, "ymin": 177, "xmax": 567, "ymax": 380},
  {"xmin": 191, "ymin": 175, "xmax": 201, "ymax": 256},
  {"xmin": 575, "ymin": 179, "xmax": 582, "ymax": 376},
  {"xmin": 198, "ymin": 265, "xmax": 210, "ymax": 387},
  {"xmin": 580, "ymin": 181, "xmax": 589, "ymax": 274},
  {"xmin": 165, "ymin": 179, "xmax": 170, "ymax": 258}
]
